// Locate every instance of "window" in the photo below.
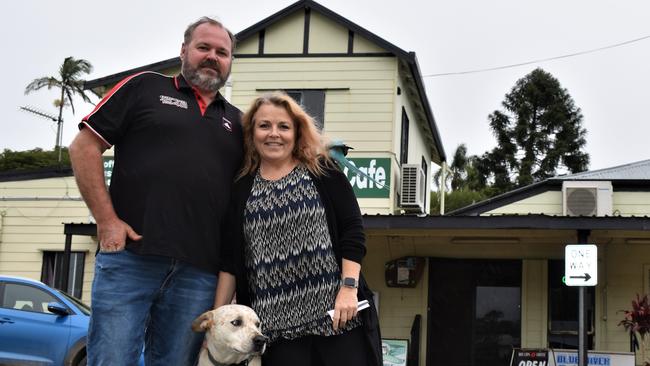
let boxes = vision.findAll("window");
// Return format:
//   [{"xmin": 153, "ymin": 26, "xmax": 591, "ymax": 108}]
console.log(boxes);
[
  {"xmin": 548, "ymin": 260, "xmax": 595, "ymax": 349},
  {"xmin": 286, "ymin": 90, "xmax": 325, "ymax": 130},
  {"xmin": 428, "ymin": 258, "xmax": 521, "ymax": 366},
  {"xmin": 41, "ymin": 251, "xmax": 85, "ymax": 299},
  {"xmin": 0, "ymin": 283, "xmax": 58, "ymax": 314},
  {"xmin": 400, "ymin": 108, "xmax": 409, "ymax": 165}
]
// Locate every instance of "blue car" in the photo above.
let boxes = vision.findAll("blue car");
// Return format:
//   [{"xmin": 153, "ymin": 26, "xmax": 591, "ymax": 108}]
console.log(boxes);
[{"xmin": 0, "ymin": 275, "xmax": 144, "ymax": 365}]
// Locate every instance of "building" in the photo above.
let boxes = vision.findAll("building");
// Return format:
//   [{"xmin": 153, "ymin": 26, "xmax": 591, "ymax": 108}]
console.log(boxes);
[
  {"xmin": 85, "ymin": 0, "xmax": 446, "ymax": 216},
  {"xmin": 3, "ymin": 0, "xmax": 650, "ymax": 364},
  {"xmin": 0, "ymin": 168, "xmax": 95, "ymax": 303}
]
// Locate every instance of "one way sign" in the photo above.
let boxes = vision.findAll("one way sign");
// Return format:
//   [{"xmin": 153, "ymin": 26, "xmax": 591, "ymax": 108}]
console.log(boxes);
[{"xmin": 565, "ymin": 244, "xmax": 598, "ymax": 286}]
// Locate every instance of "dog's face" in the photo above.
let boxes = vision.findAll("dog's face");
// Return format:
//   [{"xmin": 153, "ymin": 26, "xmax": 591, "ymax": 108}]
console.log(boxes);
[{"xmin": 192, "ymin": 304, "xmax": 267, "ymax": 365}]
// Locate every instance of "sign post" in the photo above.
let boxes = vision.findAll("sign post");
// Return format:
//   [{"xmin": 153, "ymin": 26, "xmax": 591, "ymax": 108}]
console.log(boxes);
[{"xmin": 565, "ymin": 242, "xmax": 597, "ymax": 366}]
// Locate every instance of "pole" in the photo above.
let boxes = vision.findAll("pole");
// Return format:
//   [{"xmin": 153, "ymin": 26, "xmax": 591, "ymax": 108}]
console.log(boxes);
[
  {"xmin": 577, "ymin": 229, "xmax": 590, "ymax": 366},
  {"xmin": 56, "ymin": 117, "xmax": 63, "ymax": 163},
  {"xmin": 579, "ymin": 286, "xmax": 586, "ymax": 366},
  {"xmin": 61, "ymin": 233, "xmax": 72, "ymax": 294},
  {"xmin": 439, "ymin": 161, "xmax": 447, "ymax": 215},
  {"xmin": 56, "ymin": 87, "xmax": 65, "ymax": 163}
]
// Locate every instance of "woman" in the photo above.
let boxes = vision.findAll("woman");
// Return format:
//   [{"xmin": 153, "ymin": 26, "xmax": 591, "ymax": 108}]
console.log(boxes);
[{"xmin": 215, "ymin": 92, "xmax": 382, "ymax": 365}]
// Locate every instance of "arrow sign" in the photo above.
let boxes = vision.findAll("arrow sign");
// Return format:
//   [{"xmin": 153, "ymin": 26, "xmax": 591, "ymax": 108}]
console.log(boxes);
[
  {"xmin": 569, "ymin": 273, "xmax": 592, "ymax": 282},
  {"xmin": 565, "ymin": 244, "xmax": 598, "ymax": 286}
]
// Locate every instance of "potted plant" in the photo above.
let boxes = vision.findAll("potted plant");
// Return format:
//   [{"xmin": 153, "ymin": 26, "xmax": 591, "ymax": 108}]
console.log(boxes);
[{"xmin": 619, "ymin": 294, "xmax": 650, "ymax": 366}]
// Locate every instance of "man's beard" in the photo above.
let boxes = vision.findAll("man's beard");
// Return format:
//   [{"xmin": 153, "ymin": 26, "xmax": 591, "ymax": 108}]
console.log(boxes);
[{"xmin": 182, "ymin": 59, "xmax": 230, "ymax": 93}]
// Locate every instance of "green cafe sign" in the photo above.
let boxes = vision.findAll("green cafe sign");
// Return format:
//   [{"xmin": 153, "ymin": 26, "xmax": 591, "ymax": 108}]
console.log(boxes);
[
  {"xmin": 103, "ymin": 156, "xmax": 391, "ymax": 199},
  {"xmin": 340, "ymin": 158, "xmax": 391, "ymax": 198},
  {"xmin": 103, "ymin": 157, "xmax": 114, "ymax": 187}
]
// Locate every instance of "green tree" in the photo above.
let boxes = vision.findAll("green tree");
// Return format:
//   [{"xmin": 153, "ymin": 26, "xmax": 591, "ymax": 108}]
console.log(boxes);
[
  {"xmin": 478, "ymin": 68, "xmax": 589, "ymax": 194},
  {"xmin": 431, "ymin": 144, "xmax": 493, "ymax": 214},
  {"xmin": 24, "ymin": 57, "xmax": 94, "ymax": 157},
  {"xmin": 0, "ymin": 148, "xmax": 70, "ymax": 172},
  {"xmin": 434, "ymin": 144, "xmax": 486, "ymax": 192},
  {"xmin": 430, "ymin": 189, "xmax": 488, "ymax": 215}
]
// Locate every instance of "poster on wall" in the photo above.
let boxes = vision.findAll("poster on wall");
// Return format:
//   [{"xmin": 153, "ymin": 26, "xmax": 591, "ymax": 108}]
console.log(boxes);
[
  {"xmin": 552, "ymin": 349, "xmax": 634, "ymax": 366},
  {"xmin": 382, "ymin": 339, "xmax": 408, "ymax": 366},
  {"xmin": 509, "ymin": 349, "xmax": 550, "ymax": 366}
]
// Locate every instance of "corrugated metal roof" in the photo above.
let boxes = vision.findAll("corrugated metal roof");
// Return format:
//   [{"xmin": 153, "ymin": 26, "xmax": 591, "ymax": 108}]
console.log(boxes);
[{"xmin": 557, "ymin": 159, "xmax": 650, "ymax": 180}]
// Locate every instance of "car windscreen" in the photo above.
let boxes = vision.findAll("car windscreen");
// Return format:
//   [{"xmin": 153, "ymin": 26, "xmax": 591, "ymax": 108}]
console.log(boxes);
[{"xmin": 58, "ymin": 290, "xmax": 91, "ymax": 315}]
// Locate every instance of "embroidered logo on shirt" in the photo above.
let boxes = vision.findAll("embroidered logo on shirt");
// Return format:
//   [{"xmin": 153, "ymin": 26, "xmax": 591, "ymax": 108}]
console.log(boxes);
[
  {"xmin": 222, "ymin": 117, "xmax": 233, "ymax": 132},
  {"xmin": 159, "ymin": 95, "xmax": 188, "ymax": 109}
]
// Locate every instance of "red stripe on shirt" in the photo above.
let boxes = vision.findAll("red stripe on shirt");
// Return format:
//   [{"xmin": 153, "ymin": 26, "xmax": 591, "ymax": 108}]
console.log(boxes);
[{"xmin": 82, "ymin": 71, "xmax": 169, "ymax": 122}]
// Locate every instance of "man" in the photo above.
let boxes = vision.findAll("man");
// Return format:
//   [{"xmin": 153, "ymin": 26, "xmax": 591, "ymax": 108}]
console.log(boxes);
[{"xmin": 69, "ymin": 17, "xmax": 243, "ymax": 365}]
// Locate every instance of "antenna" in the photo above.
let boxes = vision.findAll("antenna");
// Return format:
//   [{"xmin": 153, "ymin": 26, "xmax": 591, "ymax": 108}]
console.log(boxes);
[
  {"xmin": 20, "ymin": 106, "xmax": 63, "ymax": 163},
  {"xmin": 19, "ymin": 106, "xmax": 64, "ymax": 162},
  {"xmin": 19, "ymin": 106, "xmax": 57, "ymax": 122}
]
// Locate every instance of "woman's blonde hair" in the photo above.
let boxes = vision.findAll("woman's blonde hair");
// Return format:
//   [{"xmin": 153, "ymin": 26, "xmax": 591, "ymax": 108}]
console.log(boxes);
[{"xmin": 238, "ymin": 92, "xmax": 331, "ymax": 179}]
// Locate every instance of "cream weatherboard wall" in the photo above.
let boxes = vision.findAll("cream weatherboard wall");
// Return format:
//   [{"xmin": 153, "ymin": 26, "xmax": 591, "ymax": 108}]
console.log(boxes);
[
  {"xmin": 486, "ymin": 191, "xmax": 563, "ymax": 215},
  {"xmin": 485, "ymin": 190, "xmax": 650, "ymax": 217},
  {"xmin": 394, "ymin": 74, "xmax": 434, "ymax": 214},
  {"xmin": 0, "ymin": 176, "xmax": 96, "ymax": 304}
]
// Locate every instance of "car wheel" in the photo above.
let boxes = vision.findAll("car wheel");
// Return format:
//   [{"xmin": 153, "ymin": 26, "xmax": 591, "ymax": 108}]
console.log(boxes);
[{"xmin": 76, "ymin": 355, "xmax": 87, "ymax": 366}]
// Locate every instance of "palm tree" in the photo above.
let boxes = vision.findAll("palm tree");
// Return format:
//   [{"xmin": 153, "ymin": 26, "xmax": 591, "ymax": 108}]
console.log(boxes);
[
  {"xmin": 25, "ymin": 57, "xmax": 94, "ymax": 160},
  {"xmin": 434, "ymin": 144, "xmax": 470, "ymax": 191}
]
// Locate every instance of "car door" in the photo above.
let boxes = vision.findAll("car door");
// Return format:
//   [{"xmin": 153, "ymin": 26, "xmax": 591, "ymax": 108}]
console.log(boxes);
[{"xmin": 0, "ymin": 280, "xmax": 71, "ymax": 365}]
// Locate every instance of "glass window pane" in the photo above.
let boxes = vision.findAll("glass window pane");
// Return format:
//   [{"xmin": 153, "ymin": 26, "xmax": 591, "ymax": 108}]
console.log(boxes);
[
  {"xmin": 548, "ymin": 259, "xmax": 595, "ymax": 349},
  {"xmin": 41, "ymin": 251, "xmax": 85, "ymax": 299},
  {"xmin": 1, "ymin": 283, "xmax": 57, "ymax": 314}
]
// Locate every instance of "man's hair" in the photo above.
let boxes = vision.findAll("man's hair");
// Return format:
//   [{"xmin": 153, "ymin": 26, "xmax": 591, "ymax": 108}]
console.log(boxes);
[{"xmin": 183, "ymin": 16, "xmax": 237, "ymax": 53}]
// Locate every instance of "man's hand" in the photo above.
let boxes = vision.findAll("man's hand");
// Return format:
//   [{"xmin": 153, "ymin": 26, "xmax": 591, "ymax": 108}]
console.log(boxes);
[{"xmin": 98, "ymin": 217, "xmax": 142, "ymax": 252}]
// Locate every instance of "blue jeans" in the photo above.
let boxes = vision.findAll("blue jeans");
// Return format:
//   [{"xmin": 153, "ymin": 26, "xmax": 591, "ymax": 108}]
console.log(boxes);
[{"xmin": 87, "ymin": 249, "xmax": 217, "ymax": 366}]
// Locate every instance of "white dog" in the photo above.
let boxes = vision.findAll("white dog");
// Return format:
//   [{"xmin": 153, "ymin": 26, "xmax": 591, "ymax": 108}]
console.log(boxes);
[{"xmin": 192, "ymin": 304, "xmax": 267, "ymax": 366}]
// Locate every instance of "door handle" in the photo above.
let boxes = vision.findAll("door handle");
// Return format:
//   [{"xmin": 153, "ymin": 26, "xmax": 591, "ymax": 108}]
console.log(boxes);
[{"xmin": 0, "ymin": 317, "xmax": 15, "ymax": 324}]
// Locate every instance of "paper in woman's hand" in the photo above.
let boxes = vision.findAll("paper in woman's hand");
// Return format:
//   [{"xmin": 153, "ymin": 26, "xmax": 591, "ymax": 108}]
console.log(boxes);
[{"xmin": 327, "ymin": 300, "xmax": 369, "ymax": 319}]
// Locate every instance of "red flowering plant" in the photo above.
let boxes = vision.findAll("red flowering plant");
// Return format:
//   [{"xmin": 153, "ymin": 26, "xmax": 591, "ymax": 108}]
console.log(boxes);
[{"xmin": 619, "ymin": 294, "xmax": 650, "ymax": 365}]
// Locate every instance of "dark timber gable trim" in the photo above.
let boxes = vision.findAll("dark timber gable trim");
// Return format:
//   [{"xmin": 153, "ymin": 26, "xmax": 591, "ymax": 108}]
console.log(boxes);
[
  {"xmin": 347, "ymin": 30, "xmax": 354, "ymax": 54},
  {"xmin": 258, "ymin": 29, "xmax": 265, "ymax": 54},
  {"xmin": 234, "ymin": 52, "xmax": 394, "ymax": 58},
  {"xmin": 83, "ymin": 0, "xmax": 446, "ymax": 163},
  {"xmin": 303, "ymin": 7, "xmax": 311, "ymax": 54}
]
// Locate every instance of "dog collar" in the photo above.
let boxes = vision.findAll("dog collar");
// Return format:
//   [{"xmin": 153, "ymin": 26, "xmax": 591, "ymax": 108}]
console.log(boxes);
[
  {"xmin": 206, "ymin": 349, "xmax": 230, "ymax": 366},
  {"xmin": 206, "ymin": 349, "xmax": 249, "ymax": 366}
]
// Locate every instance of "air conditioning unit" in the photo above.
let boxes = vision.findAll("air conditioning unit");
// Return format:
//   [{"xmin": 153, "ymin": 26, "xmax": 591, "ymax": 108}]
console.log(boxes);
[
  {"xmin": 400, "ymin": 164, "xmax": 426, "ymax": 213},
  {"xmin": 562, "ymin": 181, "xmax": 613, "ymax": 216}
]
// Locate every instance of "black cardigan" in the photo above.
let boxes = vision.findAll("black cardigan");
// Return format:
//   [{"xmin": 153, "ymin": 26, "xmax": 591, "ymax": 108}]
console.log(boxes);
[{"xmin": 219, "ymin": 164, "xmax": 382, "ymax": 365}]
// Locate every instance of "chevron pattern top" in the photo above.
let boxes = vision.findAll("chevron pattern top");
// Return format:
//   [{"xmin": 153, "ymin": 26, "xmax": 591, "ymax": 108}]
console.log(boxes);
[{"xmin": 243, "ymin": 164, "xmax": 361, "ymax": 342}]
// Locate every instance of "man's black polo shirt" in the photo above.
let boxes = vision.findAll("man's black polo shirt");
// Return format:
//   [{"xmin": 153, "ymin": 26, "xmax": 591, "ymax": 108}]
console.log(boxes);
[{"xmin": 80, "ymin": 72, "xmax": 243, "ymax": 274}]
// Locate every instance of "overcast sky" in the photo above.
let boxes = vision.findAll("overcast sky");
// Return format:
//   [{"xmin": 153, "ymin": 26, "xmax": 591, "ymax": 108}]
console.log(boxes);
[{"xmin": 3, "ymin": 0, "xmax": 649, "ymax": 172}]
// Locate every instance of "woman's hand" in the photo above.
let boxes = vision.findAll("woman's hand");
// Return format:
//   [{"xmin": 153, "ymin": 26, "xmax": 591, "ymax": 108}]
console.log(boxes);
[{"xmin": 332, "ymin": 286, "xmax": 358, "ymax": 331}]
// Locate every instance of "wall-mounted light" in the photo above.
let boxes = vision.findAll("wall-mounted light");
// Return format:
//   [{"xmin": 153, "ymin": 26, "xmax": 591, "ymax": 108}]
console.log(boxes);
[
  {"xmin": 450, "ymin": 237, "xmax": 520, "ymax": 245},
  {"xmin": 625, "ymin": 238, "xmax": 650, "ymax": 245}
]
